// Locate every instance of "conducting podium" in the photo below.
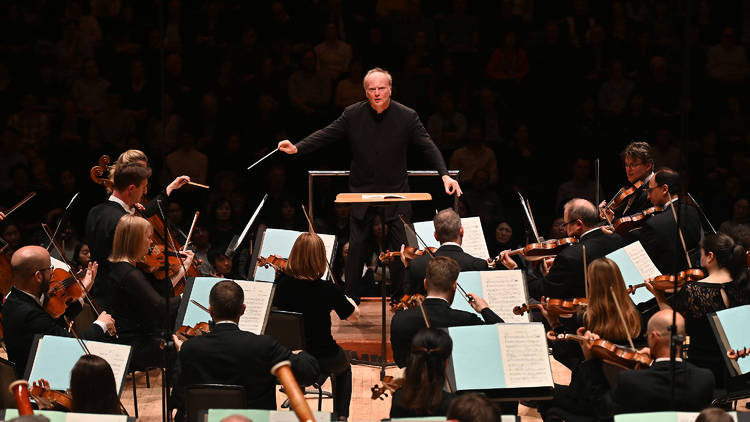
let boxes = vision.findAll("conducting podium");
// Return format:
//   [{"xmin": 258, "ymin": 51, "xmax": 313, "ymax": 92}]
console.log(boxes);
[{"xmin": 334, "ymin": 192, "xmax": 432, "ymax": 377}]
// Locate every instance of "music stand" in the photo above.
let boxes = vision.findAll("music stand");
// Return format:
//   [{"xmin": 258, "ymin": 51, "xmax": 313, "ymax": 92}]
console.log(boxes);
[{"xmin": 334, "ymin": 192, "xmax": 432, "ymax": 378}]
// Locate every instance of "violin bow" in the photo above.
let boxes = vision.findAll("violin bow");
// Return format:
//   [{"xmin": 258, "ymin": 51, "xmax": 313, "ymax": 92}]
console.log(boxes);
[
  {"xmin": 190, "ymin": 299, "xmax": 210, "ymax": 314},
  {"xmin": 518, "ymin": 193, "xmax": 541, "ymax": 243},
  {"xmin": 226, "ymin": 194, "xmax": 267, "ymax": 258},
  {"xmin": 181, "ymin": 211, "xmax": 200, "ymax": 252},
  {"xmin": 46, "ymin": 193, "xmax": 79, "ymax": 252},
  {"xmin": 301, "ymin": 204, "xmax": 343, "ymax": 287},
  {"xmin": 155, "ymin": 200, "xmax": 190, "ymax": 287},
  {"xmin": 609, "ymin": 286, "xmax": 636, "ymax": 350},
  {"xmin": 686, "ymin": 192, "xmax": 717, "ymax": 234},
  {"xmin": 666, "ymin": 193, "xmax": 692, "ymax": 268},
  {"xmin": 594, "ymin": 158, "xmax": 600, "ymax": 207},
  {"xmin": 583, "ymin": 245, "xmax": 589, "ymax": 299},
  {"xmin": 3, "ymin": 192, "xmax": 36, "ymax": 219}
]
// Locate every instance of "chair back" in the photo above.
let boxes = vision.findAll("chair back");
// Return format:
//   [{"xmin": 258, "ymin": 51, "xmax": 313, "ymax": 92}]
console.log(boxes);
[
  {"xmin": 265, "ymin": 310, "xmax": 305, "ymax": 350},
  {"xmin": 184, "ymin": 384, "xmax": 247, "ymax": 422},
  {"xmin": 0, "ymin": 358, "xmax": 17, "ymax": 408}
]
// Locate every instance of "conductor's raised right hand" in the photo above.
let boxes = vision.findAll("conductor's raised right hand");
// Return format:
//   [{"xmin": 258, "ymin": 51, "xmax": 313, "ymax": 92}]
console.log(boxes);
[{"xmin": 278, "ymin": 140, "xmax": 298, "ymax": 154}]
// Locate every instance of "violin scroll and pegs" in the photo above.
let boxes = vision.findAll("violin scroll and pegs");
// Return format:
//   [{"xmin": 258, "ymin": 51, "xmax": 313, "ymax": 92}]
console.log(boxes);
[{"xmin": 512, "ymin": 303, "xmax": 531, "ymax": 316}]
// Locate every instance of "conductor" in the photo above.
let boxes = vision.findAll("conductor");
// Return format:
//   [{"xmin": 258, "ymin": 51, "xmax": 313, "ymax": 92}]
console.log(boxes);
[{"xmin": 278, "ymin": 68, "xmax": 461, "ymax": 301}]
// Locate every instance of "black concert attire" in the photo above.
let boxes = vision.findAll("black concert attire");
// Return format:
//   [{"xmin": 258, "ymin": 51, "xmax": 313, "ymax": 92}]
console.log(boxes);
[
  {"xmin": 2, "ymin": 287, "xmax": 109, "ymax": 377},
  {"xmin": 293, "ymin": 100, "xmax": 449, "ymax": 300},
  {"xmin": 404, "ymin": 243, "xmax": 489, "ymax": 296},
  {"xmin": 668, "ymin": 280, "xmax": 745, "ymax": 388},
  {"xmin": 389, "ymin": 389, "xmax": 455, "ymax": 419},
  {"xmin": 526, "ymin": 228, "xmax": 625, "ymax": 300},
  {"xmin": 85, "ymin": 198, "xmax": 128, "ymax": 301},
  {"xmin": 626, "ymin": 199, "xmax": 703, "ymax": 275},
  {"xmin": 390, "ymin": 297, "xmax": 503, "ymax": 368},
  {"xmin": 102, "ymin": 261, "xmax": 181, "ymax": 370},
  {"xmin": 174, "ymin": 322, "xmax": 319, "ymax": 420},
  {"xmin": 273, "ymin": 273, "xmax": 355, "ymax": 418},
  {"xmin": 610, "ymin": 173, "xmax": 653, "ymax": 219}
]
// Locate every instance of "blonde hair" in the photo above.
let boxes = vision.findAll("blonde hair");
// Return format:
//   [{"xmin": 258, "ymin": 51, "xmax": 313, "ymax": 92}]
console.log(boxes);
[
  {"xmin": 109, "ymin": 215, "xmax": 152, "ymax": 262},
  {"xmin": 106, "ymin": 150, "xmax": 149, "ymax": 194},
  {"xmin": 583, "ymin": 258, "xmax": 641, "ymax": 341},
  {"xmin": 285, "ymin": 232, "xmax": 326, "ymax": 280},
  {"xmin": 363, "ymin": 67, "xmax": 392, "ymax": 89}
]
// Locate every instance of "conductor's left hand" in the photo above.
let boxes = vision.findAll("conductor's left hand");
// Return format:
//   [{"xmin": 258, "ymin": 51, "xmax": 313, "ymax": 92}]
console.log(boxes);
[{"xmin": 442, "ymin": 175, "xmax": 462, "ymax": 197}]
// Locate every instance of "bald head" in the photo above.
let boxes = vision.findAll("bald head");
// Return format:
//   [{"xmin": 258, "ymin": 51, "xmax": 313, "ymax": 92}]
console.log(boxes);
[
  {"xmin": 220, "ymin": 416, "xmax": 253, "ymax": 422},
  {"xmin": 11, "ymin": 246, "xmax": 51, "ymax": 288},
  {"xmin": 648, "ymin": 309, "xmax": 685, "ymax": 336}
]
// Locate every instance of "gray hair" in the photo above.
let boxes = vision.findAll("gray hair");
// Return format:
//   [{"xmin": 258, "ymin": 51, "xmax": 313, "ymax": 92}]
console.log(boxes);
[
  {"xmin": 434, "ymin": 208, "xmax": 461, "ymax": 243},
  {"xmin": 363, "ymin": 67, "xmax": 392, "ymax": 89}
]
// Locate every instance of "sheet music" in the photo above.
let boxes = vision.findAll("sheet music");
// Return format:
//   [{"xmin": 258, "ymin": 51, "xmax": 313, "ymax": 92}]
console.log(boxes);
[
  {"xmin": 84, "ymin": 341, "xmax": 131, "ymax": 392},
  {"xmin": 413, "ymin": 216, "xmax": 489, "ymax": 259},
  {"xmin": 497, "ymin": 324, "xmax": 554, "ymax": 388},
  {"xmin": 606, "ymin": 241, "xmax": 660, "ymax": 304},
  {"xmin": 361, "ymin": 194, "xmax": 405, "ymax": 199},
  {"xmin": 481, "ymin": 270, "xmax": 528, "ymax": 323},
  {"xmin": 238, "ymin": 280, "xmax": 274, "ymax": 334},
  {"xmin": 623, "ymin": 241, "xmax": 661, "ymax": 280},
  {"xmin": 255, "ymin": 228, "xmax": 336, "ymax": 282}
]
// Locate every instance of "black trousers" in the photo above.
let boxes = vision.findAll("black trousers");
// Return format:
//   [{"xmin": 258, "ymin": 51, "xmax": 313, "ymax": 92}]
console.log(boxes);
[
  {"xmin": 344, "ymin": 207, "xmax": 406, "ymax": 301},
  {"xmin": 317, "ymin": 347, "xmax": 352, "ymax": 418}
]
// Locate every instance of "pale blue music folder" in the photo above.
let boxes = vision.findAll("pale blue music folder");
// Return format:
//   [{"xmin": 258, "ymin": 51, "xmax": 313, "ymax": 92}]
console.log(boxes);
[
  {"xmin": 449, "ymin": 324, "xmax": 506, "ymax": 390},
  {"xmin": 450, "ymin": 272, "xmax": 482, "ymax": 316},
  {"xmin": 606, "ymin": 245, "xmax": 654, "ymax": 304},
  {"xmin": 181, "ymin": 276, "xmax": 227, "ymax": 327},
  {"xmin": 714, "ymin": 305, "xmax": 750, "ymax": 375}
]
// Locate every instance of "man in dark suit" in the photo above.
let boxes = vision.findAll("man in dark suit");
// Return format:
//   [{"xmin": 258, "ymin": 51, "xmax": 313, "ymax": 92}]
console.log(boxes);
[
  {"xmin": 390, "ymin": 256, "xmax": 503, "ymax": 368},
  {"xmin": 2, "ymin": 246, "xmax": 115, "ymax": 377},
  {"xmin": 500, "ymin": 198, "xmax": 625, "ymax": 299},
  {"xmin": 404, "ymin": 208, "xmax": 489, "ymax": 296},
  {"xmin": 571, "ymin": 310, "xmax": 714, "ymax": 418},
  {"xmin": 172, "ymin": 280, "xmax": 319, "ymax": 419},
  {"xmin": 628, "ymin": 168, "xmax": 703, "ymax": 275},
  {"xmin": 599, "ymin": 141, "xmax": 655, "ymax": 221},
  {"xmin": 277, "ymin": 68, "xmax": 462, "ymax": 301}
]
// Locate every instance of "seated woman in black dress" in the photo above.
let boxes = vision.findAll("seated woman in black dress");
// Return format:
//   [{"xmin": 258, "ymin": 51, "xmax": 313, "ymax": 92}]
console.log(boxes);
[
  {"xmin": 70, "ymin": 354, "xmax": 122, "ymax": 414},
  {"xmin": 390, "ymin": 328, "xmax": 455, "ymax": 418},
  {"xmin": 648, "ymin": 232, "xmax": 748, "ymax": 387},
  {"xmin": 104, "ymin": 214, "xmax": 194, "ymax": 369},
  {"xmin": 272, "ymin": 232, "xmax": 359, "ymax": 421}
]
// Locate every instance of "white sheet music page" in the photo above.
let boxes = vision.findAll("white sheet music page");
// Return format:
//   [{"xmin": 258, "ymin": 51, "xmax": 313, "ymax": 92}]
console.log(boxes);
[
  {"xmin": 237, "ymin": 280, "xmax": 274, "ymax": 334},
  {"xmin": 319, "ymin": 233, "xmax": 336, "ymax": 280},
  {"xmin": 480, "ymin": 270, "xmax": 528, "ymax": 323},
  {"xmin": 624, "ymin": 241, "xmax": 661, "ymax": 279},
  {"xmin": 458, "ymin": 216, "xmax": 490, "ymax": 259},
  {"xmin": 497, "ymin": 323, "xmax": 554, "ymax": 388},
  {"xmin": 81, "ymin": 341, "xmax": 131, "ymax": 392}
]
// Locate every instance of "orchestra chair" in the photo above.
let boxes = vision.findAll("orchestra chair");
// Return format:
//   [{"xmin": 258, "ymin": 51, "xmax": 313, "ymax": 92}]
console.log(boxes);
[
  {"xmin": 266, "ymin": 310, "xmax": 333, "ymax": 411},
  {"xmin": 0, "ymin": 358, "xmax": 17, "ymax": 408},
  {"xmin": 184, "ymin": 384, "xmax": 246, "ymax": 422},
  {"xmin": 128, "ymin": 365, "xmax": 157, "ymax": 418}
]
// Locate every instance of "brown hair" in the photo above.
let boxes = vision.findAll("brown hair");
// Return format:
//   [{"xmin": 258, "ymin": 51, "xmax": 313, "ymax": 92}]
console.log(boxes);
[
  {"xmin": 623, "ymin": 141, "xmax": 653, "ymax": 166},
  {"xmin": 106, "ymin": 149, "xmax": 149, "ymax": 194},
  {"xmin": 397, "ymin": 328, "xmax": 453, "ymax": 415},
  {"xmin": 446, "ymin": 393, "xmax": 500, "ymax": 422},
  {"xmin": 425, "ymin": 256, "xmax": 459, "ymax": 294},
  {"xmin": 209, "ymin": 280, "xmax": 244, "ymax": 320},
  {"xmin": 70, "ymin": 355, "xmax": 121, "ymax": 414},
  {"xmin": 109, "ymin": 215, "xmax": 152, "ymax": 262},
  {"xmin": 584, "ymin": 258, "xmax": 641, "ymax": 340},
  {"xmin": 285, "ymin": 232, "xmax": 326, "ymax": 280},
  {"xmin": 112, "ymin": 162, "xmax": 151, "ymax": 191}
]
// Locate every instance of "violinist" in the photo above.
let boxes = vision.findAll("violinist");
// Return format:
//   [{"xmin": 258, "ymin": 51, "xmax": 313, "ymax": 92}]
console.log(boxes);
[
  {"xmin": 599, "ymin": 141, "xmax": 654, "ymax": 221},
  {"xmin": 2, "ymin": 246, "xmax": 115, "ymax": 378},
  {"xmin": 646, "ymin": 232, "xmax": 748, "ymax": 388},
  {"xmin": 272, "ymin": 232, "xmax": 360, "ymax": 420},
  {"xmin": 390, "ymin": 256, "xmax": 502, "ymax": 368},
  {"xmin": 69, "ymin": 354, "xmax": 122, "ymax": 414},
  {"xmin": 102, "ymin": 214, "xmax": 193, "ymax": 370},
  {"xmin": 402, "ymin": 209, "xmax": 489, "ymax": 296},
  {"xmin": 629, "ymin": 168, "xmax": 702, "ymax": 274},
  {"xmin": 563, "ymin": 310, "xmax": 714, "ymax": 419},
  {"xmin": 499, "ymin": 199, "xmax": 624, "ymax": 299}
]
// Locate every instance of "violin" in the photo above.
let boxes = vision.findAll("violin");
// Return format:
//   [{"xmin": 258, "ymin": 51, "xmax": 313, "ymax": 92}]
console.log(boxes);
[
  {"xmin": 513, "ymin": 297, "xmax": 588, "ymax": 316},
  {"xmin": 44, "ymin": 268, "xmax": 85, "ymax": 319},
  {"xmin": 257, "ymin": 254, "xmax": 288, "ymax": 272},
  {"xmin": 609, "ymin": 206, "xmax": 663, "ymax": 235},
  {"xmin": 378, "ymin": 246, "xmax": 437, "ymax": 264},
  {"xmin": 370, "ymin": 375, "xmax": 403, "ymax": 400},
  {"xmin": 489, "ymin": 237, "xmax": 579, "ymax": 267},
  {"xmin": 30, "ymin": 379, "xmax": 72, "ymax": 411},
  {"xmin": 390, "ymin": 294, "xmax": 425, "ymax": 313},
  {"xmin": 603, "ymin": 179, "xmax": 646, "ymax": 214},
  {"xmin": 626, "ymin": 268, "xmax": 705, "ymax": 295},
  {"xmin": 548, "ymin": 332, "xmax": 652, "ymax": 369},
  {"xmin": 175, "ymin": 321, "xmax": 211, "ymax": 340},
  {"xmin": 727, "ymin": 347, "xmax": 749, "ymax": 360}
]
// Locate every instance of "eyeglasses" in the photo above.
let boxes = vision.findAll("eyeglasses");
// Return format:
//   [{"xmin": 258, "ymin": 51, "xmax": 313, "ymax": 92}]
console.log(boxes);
[
  {"xmin": 624, "ymin": 161, "xmax": 646, "ymax": 169},
  {"xmin": 561, "ymin": 219, "xmax": 579, "ymax": 228},
  {"xmin": 36, "ymin": 265, "xmax": 54, "ymax": 274}
]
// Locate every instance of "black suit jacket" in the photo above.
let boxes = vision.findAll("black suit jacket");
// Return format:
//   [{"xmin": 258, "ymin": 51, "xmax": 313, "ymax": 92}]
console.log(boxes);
[
  {"xmin": 2, "ymin": 288, "xmax": 107, "ymax": 377},
  {"xmin": 528, "ymin": 229, "xmax": 625, "ymax": 300},
  {"xmin": 405, "ymin": 244, "xmax": 489, "ymax": 295},
  {"xmin": 295, "ymin": 101, "xmax": 448, "ymax": 220},
  {"xmin": 176, "ymin": 323, "xmax": 319, "ymax": 410},
  {"xmin": 613, "ymin": 182, "xmax": 652, "ymax": 219},
  {"xmin": 628, "ymin": 201, "xmax": 703, "ymax": 275},
  {"xmin": 85, "ymin": 200, "xmax": 127, "ymax": 300},
  {"xmin": 390, "ymin": 297, "xmax": 503, "ymax": 368}
]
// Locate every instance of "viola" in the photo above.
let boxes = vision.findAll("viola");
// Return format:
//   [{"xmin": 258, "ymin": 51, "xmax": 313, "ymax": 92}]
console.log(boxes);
[
  {"xmin": 548, "ymin": 332, "xmax": 652, "ymax": 369},
  {"xmin": 30, "ymin": 379, "xmax": 72, "ymax": 411},
  {"xmin": 513, "ymin": 297, "xmax": 588, "ymax": 316},
  {"xmin": 489, "ymin": 238, "xmax": 579, "ymax": 267},
  {"xmin": 370, "ymin": 375, "xmax": 403, "ymax": 400},
  {"xmin": 626, "ymin": 268, "xmax": 705, "ymax": 295},
  {"xmin": 175, "ymin": 321, "xmax": 211, "ymax": 339},
  {"xmin": 44, "ymin": 268, "xmax": 85, "ymax": 319},
  {"xmin": 257, "ymin": 254, "xmax": 288, "ymax": 272},
  {"xmin": 610, "ymin": 206, "xmax": 663, "ymax": 235},
  {"xmin": 604, "ymin": 179, "xmax": 646, "ymax": 214},
  {"xmin": 390, "ymin": 294, "xmax": 425, "ymax": 313},
  {"xmin": 378, "ymin": 246, "xmax": 437, "ymax": 264}
]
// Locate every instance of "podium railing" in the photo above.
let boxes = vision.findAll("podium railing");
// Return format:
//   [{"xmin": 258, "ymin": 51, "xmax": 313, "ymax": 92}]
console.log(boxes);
[{"xmin": 307, "ymin": 170, "xmax": 460, "ymax": 220}]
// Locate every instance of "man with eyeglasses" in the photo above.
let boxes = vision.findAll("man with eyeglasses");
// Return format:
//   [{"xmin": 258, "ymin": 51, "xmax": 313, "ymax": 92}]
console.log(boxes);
[
  {"xmin": 2, "ymin": 245, "xmax": 116, "ymax": 377},
  {"xmin": 599, "ymin": 141, "xmax": 655, "ymax": 221}
]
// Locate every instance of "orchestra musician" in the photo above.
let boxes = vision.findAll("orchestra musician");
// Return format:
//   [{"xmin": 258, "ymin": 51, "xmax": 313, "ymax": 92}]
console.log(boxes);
[
  {"xmin": 390, "ymin": 256, "xmax": 502, "ymax": 368},
  {"xmin": 272, "ymin": 232, "xmax": 360, "ymax": 420},
  {"xmin": 102, "ymin": 214, "xmax": 193, "ymax": 370},
  {"xmin": 646, "ymin": 232, "xmax": 748, "ymax": 388},
  {"xmin": 499, "ymin": 198, "xmax": 625, "ymax": 300},
  {"xmin": 2, "ymin": 246, "xmax": 115, "ymax": 377},
  {"xmin": 171, "ymin": 280, "xmax": 319, "ymax": 421},
  {"xmin": 599, "ymin": 141, "xmax": 655, "ymax": 221},
  {"xmin": 402, "ymin": 208, "xmax": 489, "ymax": 296},
  {"xmin": 628, "ymin": 168, "xmax": 702, "ymax": 275},
  {"xmin": 69, "ymin": 354, "xmax": 122, "ymax": 414},
  {"xmin": 277, "ymin": 67, "xmax": 462, "ymax": 301}
]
